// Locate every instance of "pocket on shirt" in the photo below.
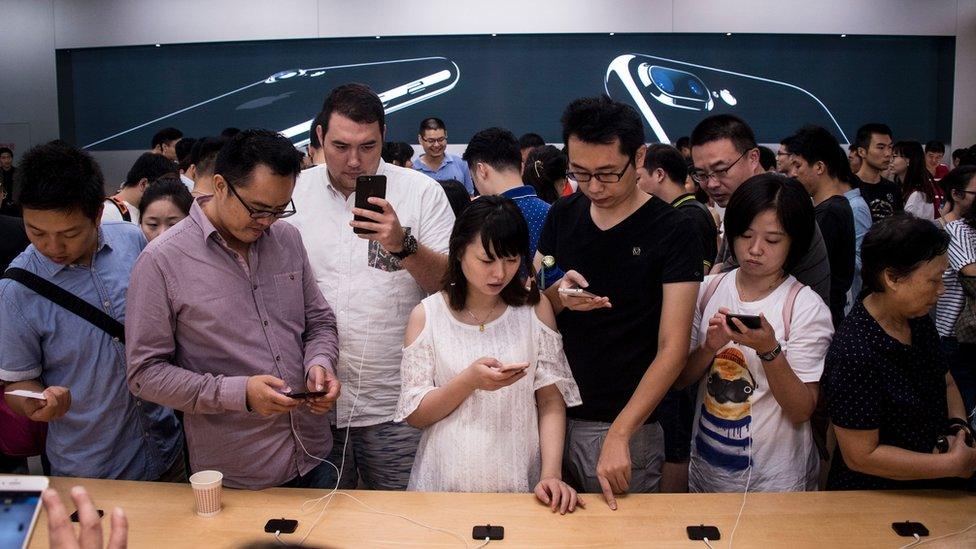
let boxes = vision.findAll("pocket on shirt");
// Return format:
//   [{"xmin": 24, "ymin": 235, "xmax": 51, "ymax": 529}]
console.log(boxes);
[{"xmin": 272, "ymin": 271, "xmax": 305, "ymax": 329}]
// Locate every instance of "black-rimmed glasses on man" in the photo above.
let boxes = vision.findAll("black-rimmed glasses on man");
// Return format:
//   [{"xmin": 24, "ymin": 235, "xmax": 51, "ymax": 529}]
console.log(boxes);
[{"xmin": 226, "ymin": 182, "xmax": 296, "ymax": 219}]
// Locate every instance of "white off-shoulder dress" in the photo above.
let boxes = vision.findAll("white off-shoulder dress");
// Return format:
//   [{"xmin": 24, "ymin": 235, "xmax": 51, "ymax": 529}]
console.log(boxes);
[{"xmin": 395, "ymin": 293, "xmax": 581, "ymax": 493}]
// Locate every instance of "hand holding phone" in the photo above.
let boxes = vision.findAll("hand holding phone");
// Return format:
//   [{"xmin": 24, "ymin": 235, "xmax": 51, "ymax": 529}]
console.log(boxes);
[
  {"xmin": 556, "ymin": 270, "xmax": 611, "ymax": 312},
  {"xmin": 495, "ymin": 362, "xmax": 530, "ymax": 373},
  {"xmin": 725, "ymin": 314, "xmax": 762, "ymax": 333},
  {"xmin": 557, "ymin": 287, "xmax": 601, "ymax": 299},
  {"xmin": 352, "ymin": 175, "xmax": 387, "ymax": 235}
]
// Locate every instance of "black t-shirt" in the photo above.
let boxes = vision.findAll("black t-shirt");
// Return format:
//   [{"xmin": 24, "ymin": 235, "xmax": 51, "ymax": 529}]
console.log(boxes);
[
  {"xmin": 0, "ymin": 215, "xmax": 29, "ymax": 271},
  {"xmin": 855, "ymin": 175, "xmax": 903, "ymax": 223},
  {"xmin": 671, "ymin": 193, "xmax": 718, "ymax": 272},
  {"xmin": 823, "ymin": 302, "xmax": 957, "ymax": 491},
  {"xmin": 0, "ymin": 167, "xmax": 19, "ymax": 217},
  {"xmin": 538, "ymin": 193, "xmax": 703, "ymax": 423},
  {"xmin": 814, "ymin": 195, "xmax": 855, "ymax": 328}
]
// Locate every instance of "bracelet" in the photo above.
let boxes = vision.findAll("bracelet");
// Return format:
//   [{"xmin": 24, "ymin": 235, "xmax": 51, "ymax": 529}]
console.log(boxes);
[{"xmin": 948, "ymin": 417, "xmax": 973, "ymax": 433}]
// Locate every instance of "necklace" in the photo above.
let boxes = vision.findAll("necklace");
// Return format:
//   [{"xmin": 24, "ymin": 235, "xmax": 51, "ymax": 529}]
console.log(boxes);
[{"xmin": 465, "ymin": 302, "xmax": 498, "ymax": 332}]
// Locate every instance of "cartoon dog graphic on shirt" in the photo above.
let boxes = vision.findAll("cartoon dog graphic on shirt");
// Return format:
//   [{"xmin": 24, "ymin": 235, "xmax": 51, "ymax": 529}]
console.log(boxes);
[{"xmin": 695, "ymin": 347, "xmax": 756, "ymax": 472}]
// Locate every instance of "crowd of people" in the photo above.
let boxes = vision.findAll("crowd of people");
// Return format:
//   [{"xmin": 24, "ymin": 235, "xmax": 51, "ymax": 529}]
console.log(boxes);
[{"xmin": 2, "ymin": 82, "xmax": 976, "ymax": 526}]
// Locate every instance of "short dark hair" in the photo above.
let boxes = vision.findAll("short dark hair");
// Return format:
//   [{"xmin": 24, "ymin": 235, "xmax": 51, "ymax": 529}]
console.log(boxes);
[
  {"xmin": 924, "ymin": 140, "xmax": 945, "ymax": 154},
  {"xmin": 940, "ymin": 165, "xmax": 976, "ymax": 209},
  {"xmin": 853, "ymin": 123, "xmax": 892, "ymax": 152},
  {"xmin": 214, "ymin": 129, "xmax": 303, "ymax": 188},
  {"xmin": 151, "ymin": 127, "xmax": 183, "ymax": 149},
  {"xmin": 320, "ymin": 83, "xmax": 385, "ymax": 136},
  {"xmin": 724, "ymin": 173, "xmax": 815, "ymax": 274},
  {"xmin": 137, "ymin": 174, "xmax": 193, "ymax": 219},
  {"xmin": 438, "ymin": 179, "xmax": 471, "ymax": 218},
  {"xmin": 419, "ymin": 117, "xmax": 446, "ymax": 134},
  {"xmin": 561, "ymin": 95, "xmax": 645, "ymax": 159},
  {"xmin": 308, "ymin": 112, "xmax": 326, "ymax": 149},
  {"xmin": 758, "ymin": 146, "xmax": 776, "ymax": 171},
  {"xmin": 642, "ymin": 144, "xmax": 688, "ymax": 185},
  {"xmin": 189, "ymin": 136, "xmax": 227, "ymax": 177},
  {"xmin": 861, "ymin": 214, "xmax": 949, "ymax": 295},
  {"xmin": 952, "ymin": 148, "xmax": 966, "ymax": 162},
  {"xmin": 518, "ymin": 133, "xmax": 545, "ymax": 150},
  {"xmin": 522, "ymin": 145, "xmax": 568, "ymax": 204},
  {"xmin": 123, "ymin": 152, "xmax": 178, "ymax": 188},
  {"xmin": 789, "ymin": 125, "xmax": 845, "ymax": 179},
  {"xmin": 690, "ymin": 114, "xmax": 757, "ymax": 155},
  {"xmin": 0, "ymin": 147, "xmax": 12, "ymax": 157},
  {"xmin": 443, "ymin": 195, "xmax": 539, "ymax": 310},
  {"xmin": 462, "ymin": 127, "xmax": 521, "ymax": 173},
  {"xmin": 675, "ymin": 136, "xmax": 691, "ymax": 150},
  {"xmin": 381, "ymin": 141, "xmax": 414, "ymax": 166},
  {"xmin": 15, "ymin": 141, "xmax": 105, "ymax": 221},
  {"xmin": 175, "ymin": 137, "xmax": 197, "ymax": 171}
]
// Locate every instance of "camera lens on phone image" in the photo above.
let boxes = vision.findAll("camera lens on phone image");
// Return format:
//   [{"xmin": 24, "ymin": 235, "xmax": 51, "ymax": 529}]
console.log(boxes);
[{"xmin": 650, "ymin": 67, "xmax": 675, "ymax": 93}]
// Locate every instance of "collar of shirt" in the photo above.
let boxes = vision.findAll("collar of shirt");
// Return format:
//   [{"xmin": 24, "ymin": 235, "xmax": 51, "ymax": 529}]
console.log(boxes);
[
  {"xmin": 188, "ymin": 195, "xmax": 270, "ymax": 249},
  {"xmin": 670, "ymin": 193, "xmax": 698, "ymax": 208},
  {"xmin": 501, "ymin": 185, "xmax": 538, "ymax": 200},
  {"xmin": 417, "ymin": 153, "xmax": 455, "ymax": 172},
  {"xmin": 843, "ymin": 188, "xmax": 862, "ymax": 199},
  {"xmin": 35, "ymin": 226, "xmax": 112, "ymax": 277}
]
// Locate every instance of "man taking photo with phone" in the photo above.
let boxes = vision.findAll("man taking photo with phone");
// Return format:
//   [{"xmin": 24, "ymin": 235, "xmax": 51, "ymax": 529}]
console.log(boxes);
[{"xmin": 286, "ymin": 83, "xmax": 456, "ymax": 491}]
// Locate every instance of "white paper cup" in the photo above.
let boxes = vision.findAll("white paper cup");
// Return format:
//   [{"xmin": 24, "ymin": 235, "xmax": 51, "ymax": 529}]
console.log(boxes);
[{"xmin": 189, "ymin": 470, "xmax": 223, "ymax": 517}]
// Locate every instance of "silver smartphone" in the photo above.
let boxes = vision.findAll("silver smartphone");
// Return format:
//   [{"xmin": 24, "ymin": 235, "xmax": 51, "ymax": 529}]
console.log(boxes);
[
  {"xmin": 83, "ymin": 56, "xmax": 460, "ymax": 150},
  {"xmin": 605, "ymin": 53, "xmax": 848, "ymax": 145},
  {"xmin": 0, "ymin": 475, "xmax": 49, "ymax": 549}
]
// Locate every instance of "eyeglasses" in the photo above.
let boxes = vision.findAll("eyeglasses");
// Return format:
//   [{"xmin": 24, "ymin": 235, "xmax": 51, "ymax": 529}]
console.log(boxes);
[
  {"xmin": 690, "ymin": 149, "xmax": 751, "ymax": 185},
  {"xmin": 226, "ymin": 182, "xmax": 296, "ymax": 219},
  {"xmin": 421, "ymin": 137, "xmax": 447, "ymax": 145},
  {"xmin": 566, "ymin": 162, "xmax": 632, "ymax": 184}
]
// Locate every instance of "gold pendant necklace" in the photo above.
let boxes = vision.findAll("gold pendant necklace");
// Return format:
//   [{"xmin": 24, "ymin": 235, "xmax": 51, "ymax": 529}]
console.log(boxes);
[{"xmin": 465, "ymin": 302, "xmax": 498, "ymax": 332}]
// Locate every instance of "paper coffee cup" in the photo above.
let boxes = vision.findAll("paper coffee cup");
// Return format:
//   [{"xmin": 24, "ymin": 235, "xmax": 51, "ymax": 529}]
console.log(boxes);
[{"xmin": 189, "ymin": 470, "xmax": 223, "ymax": 517}]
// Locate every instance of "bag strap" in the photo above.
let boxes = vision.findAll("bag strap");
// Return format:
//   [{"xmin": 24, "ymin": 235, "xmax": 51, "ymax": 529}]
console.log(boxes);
[
  {"xmin": 781, "ymin": 280, "xmax": 805, "ymax": 343},
  {"xmin": 697, "ymin": 272, "xmax": 729, "ymax": 316},
  {"xmin": 2, "ymin": 267, "xmax": 125, "ymax": 341}
]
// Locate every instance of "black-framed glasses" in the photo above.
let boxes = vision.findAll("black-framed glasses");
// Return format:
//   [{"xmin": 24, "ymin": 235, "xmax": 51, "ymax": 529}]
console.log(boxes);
[
  {"xmin": 566, "ymin": 162, "xmax": 632, "ymax": 184},
  {"xmin": 226, "ymin": 182, "xmax": 296, "ymax": 219},
  {"xmin": 421, "ymin": 137, "xmax": 447, "ymax": 145},
  {"xmin": 690, "ymin": 149, "xmax": 751, "ymax": 186}
]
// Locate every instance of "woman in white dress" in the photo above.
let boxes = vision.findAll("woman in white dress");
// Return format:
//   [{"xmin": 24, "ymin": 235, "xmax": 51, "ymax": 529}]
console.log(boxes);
[{"xmin": 395, "ymin": 196, "xmax": 584, "ymax": 514}]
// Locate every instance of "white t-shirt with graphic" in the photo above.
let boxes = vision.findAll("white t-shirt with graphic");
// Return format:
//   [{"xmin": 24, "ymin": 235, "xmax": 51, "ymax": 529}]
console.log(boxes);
[{"xmin": 688, "ymin": 269, "xmax": 833, "ymax": 492}]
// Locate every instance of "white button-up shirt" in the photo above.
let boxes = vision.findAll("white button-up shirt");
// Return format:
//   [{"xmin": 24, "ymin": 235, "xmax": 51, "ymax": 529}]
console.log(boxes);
[{"xmin": 285, "ymin": 160, "xmax": 455, "ymax": 427}]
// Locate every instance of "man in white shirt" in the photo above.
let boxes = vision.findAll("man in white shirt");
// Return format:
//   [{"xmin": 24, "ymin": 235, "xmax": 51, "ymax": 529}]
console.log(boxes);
[
  {"xmin": 101, "ymin": 152, "xmax": 177, "ymax": 224},
  {"xmin": 285, "ymin": 83, "xmax": 455, "ymax": 490}
]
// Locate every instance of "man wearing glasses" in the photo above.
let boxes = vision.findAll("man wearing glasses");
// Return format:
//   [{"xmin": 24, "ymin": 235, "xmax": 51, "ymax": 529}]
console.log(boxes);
[
  {"xmin": 690, "ymin": 114, "xmax": 830, "ymax": 305},
  {"xmin": 414, "ymin": 117, "xmax": 476, "ymax": 195},
  {"xmin": 535, "ymin": 96, "xmax": 703, "ymax": 509},
  {"xmin": 126, "ymin": 129, "xmax": 342, "ymax": 490}
]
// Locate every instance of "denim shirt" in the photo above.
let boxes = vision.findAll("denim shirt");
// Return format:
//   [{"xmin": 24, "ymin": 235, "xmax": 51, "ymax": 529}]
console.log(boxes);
[
  {"xmin": 0, "ymin": 221, "xmax": 181, "ymax": 479},
  {"xmin": 413, "ymin": 153, "xmax": 475, "ymax": 195}
]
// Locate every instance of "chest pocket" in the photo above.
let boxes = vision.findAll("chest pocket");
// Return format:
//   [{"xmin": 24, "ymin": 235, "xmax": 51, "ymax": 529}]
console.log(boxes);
[{"xmin": 273, "ymin": 271, "xmax": 305, "ymax": 330}]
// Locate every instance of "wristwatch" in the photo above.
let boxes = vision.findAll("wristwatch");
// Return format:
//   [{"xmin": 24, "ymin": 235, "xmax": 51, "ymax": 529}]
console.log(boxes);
[
  {"xmin": 758, "ymin": 343, "xmax": 782, "ymax": 362},
  {"xmin": 391, "ymin": 232, "xmax": 418, "ymax": 260}
]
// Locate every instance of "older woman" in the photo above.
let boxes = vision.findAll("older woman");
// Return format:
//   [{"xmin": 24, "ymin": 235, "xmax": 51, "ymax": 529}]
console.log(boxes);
[{"xmin": 823, "ymin": 214, "xmax": 976, "ymax": 490}]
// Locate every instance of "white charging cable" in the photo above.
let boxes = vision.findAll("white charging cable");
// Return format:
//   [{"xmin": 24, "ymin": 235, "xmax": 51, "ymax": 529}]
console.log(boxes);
[
  {"xmin": 902, "ymin": 521, "xmax": 976, "ymax": 548},
  {"xmin": 727, "ymin": 437, "xmax": 754, "ymax": 549}
]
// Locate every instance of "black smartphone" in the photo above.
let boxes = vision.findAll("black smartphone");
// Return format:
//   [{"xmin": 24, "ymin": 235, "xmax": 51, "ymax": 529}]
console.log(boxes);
[
  {"xmin": 284, "ymin": 391, "xmax": 328, "ymax": 400},
  {"xmin": 687, "ymin": 525, "xmax": 721, "ymax": 541},
  {"xmin": 726, "ymin": 314, "xmax": 762, "ymax": 332},
  {"xmin": 353, "ymin": 175, "xmax": 387, "ymax": 234},
  {"xmin": 265, "ymin": 518, "xmax": 299, "ymax": 534},
  {"xmin": 70, "ymin": 509, "xmax": 104, "ymax": 522},
  {"xmin": 891, "ymin": 521, "xmax": 929, "ymax": 537},
  {"xmin": 472, "ymin": 525, "xmax": 504, "ymax": 541}
]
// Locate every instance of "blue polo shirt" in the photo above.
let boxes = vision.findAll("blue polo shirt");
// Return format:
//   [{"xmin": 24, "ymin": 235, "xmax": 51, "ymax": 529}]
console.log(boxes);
[
  {"xmin": 501, "ymin": 185, "xmax": 564, "ymax": 286},
  {"xmin": 413, "ymin": 153, "xmax": 475, "ymax": 195},
  {"xmin": 0, "ymin": 222, "xmax": 182, "ymax": 479}
]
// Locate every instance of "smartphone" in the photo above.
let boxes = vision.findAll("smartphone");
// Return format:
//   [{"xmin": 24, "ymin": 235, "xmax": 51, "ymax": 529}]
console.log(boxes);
[
  {"xmin": 496, "ymin": 362, "xmax": 530, "ymax": 373},
  {"xmin": 472, "ymin": 525, "xmax": 504, "ymax": 541},
  {"xmin": 265, "ymin": 518, "xmax": 299, "ymax": 534},
  {"xmin": 353, "ymin": 175, "xmax": 387, "ymax": 234},
  {"xmin": 79, "ymin": 57, "xmax": 460, "ymax": 150},
  {"xmin": 284, "ymin": 391, "xmax": 328, "ymax": 400},
  {"xmin": 725, "ymin": 314, "xmax": 762, "ymax": 332},
  {"xmin": 891, "ymin": 521, "xmax": 929, "ymax": 538},
  {"xmin": 0, "ymin": 476, "xmax": 49, "ymax": 549},
  {"xmin": 557, "ymin": 287, "xmax": 602, "ymax": 299},
  {"xmin": 687, "ymin": 525, "xmax": 721, "ymax": 541},
  {"xmin": 605, "ymin": 53, "xmax": 848, "ymax": 145}
]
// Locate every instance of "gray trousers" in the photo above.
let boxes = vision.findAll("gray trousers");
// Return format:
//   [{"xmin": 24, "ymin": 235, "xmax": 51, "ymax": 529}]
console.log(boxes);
[
  {"xmin": 563, "ymin": 418, "xmax": 665, "ymax": 494},
  {"xmin": 328, "ymin": 420, "xmax": 422, "ymax": 490}
]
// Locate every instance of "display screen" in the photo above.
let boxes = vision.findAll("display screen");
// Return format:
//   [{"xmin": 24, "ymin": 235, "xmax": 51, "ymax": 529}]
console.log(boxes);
[
  {"xmin": 56, "ymin": 33, "xmax": 954, "ymax": 149},
  {"xmin": 0, "ymin": 491, "xmax": 43, "ymax": 549}
]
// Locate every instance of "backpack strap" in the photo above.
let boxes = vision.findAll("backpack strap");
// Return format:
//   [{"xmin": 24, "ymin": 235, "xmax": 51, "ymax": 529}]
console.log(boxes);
[
  {"xmin": 2, "ymin": 267, "xmax": 125, "ymax": 341},
  {"xmin": 781, "ymin": 280, "xmax": 805, "ymax": 343},
  {"xmin": 697, "ymin": 272, "xmax": 729, "ymax": 317},
  {"xmin": 109, "ymin": 196, "xmax": 131, "ymax": 222}
]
